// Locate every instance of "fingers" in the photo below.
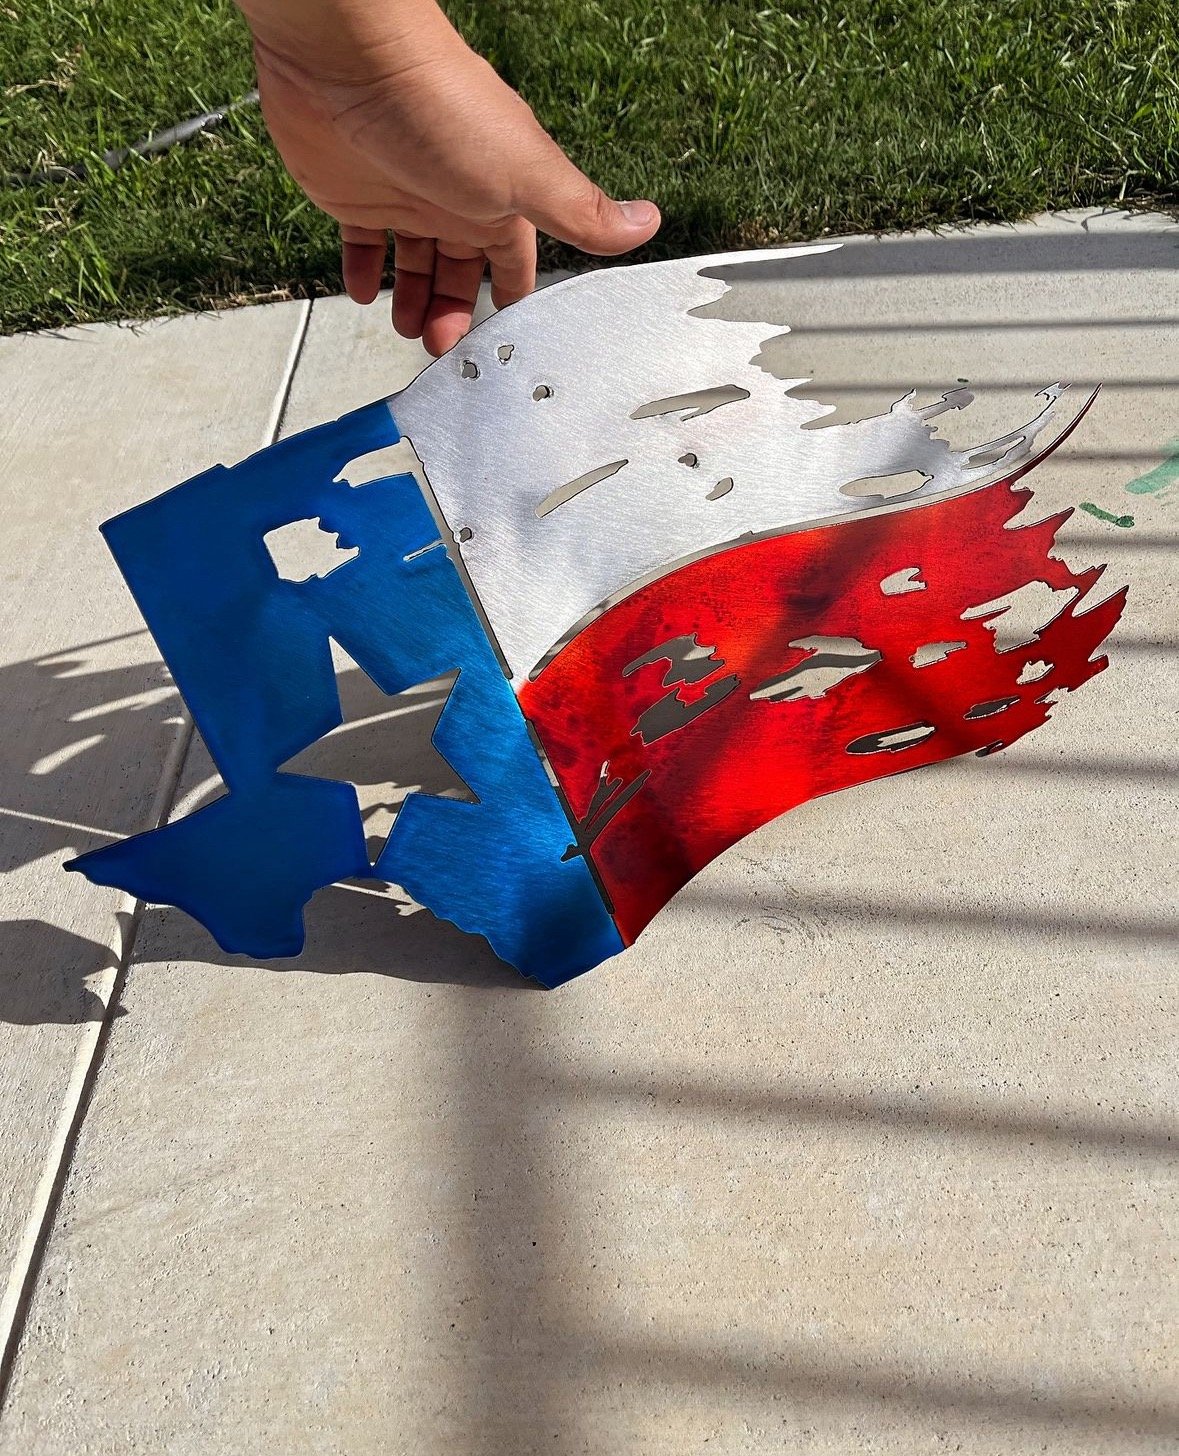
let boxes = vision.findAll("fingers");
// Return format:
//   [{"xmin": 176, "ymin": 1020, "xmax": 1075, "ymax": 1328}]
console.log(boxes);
[
  {"xmin": 392, "ymin": 234, "xmax": 485, "ymax": 356},
  {"xmin": 388, "ymin": 220, "xmax": 534, "ymax": 356},
  {"xmin": 422, "ymin": 243, "xmax": 486, "ymax": 358},
  {"xmin": 340, "ymin": 225, "xmax": 387, "ymax": 304},
  {"xmin": 485, "ymin": 217, "xmax": 537, "ymax": 311},
  {"xmin": 392, "ymin": 233, "xmax": 435, "ymax": 340},
  {"xmin": 511, "ymin": 130, "xmax": 660, "ymax": 257}
]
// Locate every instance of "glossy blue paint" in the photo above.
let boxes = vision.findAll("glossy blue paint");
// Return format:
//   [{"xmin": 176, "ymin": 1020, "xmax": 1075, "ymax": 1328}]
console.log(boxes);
[
  {"xmin": 68, "ymin": 400, "xmax": 622, "ymax": 985},
  {"xmin": 78, "ymin": 777, "xmax": 370, "ymax": 959}
]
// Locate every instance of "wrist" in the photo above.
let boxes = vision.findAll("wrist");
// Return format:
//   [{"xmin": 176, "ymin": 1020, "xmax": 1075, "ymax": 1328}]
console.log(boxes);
[{"xmin": 237, "ymin": 0, "xmax": 463, "ymax": 86}]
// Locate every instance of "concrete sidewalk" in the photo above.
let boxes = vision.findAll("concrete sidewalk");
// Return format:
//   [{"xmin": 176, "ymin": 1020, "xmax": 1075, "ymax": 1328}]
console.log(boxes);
[{"xmin": 0, "ymin": 209, "xmax": 1175, "ymax": 1454}]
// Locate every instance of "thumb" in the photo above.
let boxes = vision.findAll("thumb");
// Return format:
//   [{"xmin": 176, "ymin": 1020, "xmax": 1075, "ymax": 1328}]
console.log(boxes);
[{"xmin": 513, "ymin": 131, "xmax": 660, "ymax": 256}]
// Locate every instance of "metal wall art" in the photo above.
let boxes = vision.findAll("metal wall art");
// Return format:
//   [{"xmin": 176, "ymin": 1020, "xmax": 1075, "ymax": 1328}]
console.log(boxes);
[{"xmin": 69, "ymin": 246, "xmax": 1127, "ymax": 985}]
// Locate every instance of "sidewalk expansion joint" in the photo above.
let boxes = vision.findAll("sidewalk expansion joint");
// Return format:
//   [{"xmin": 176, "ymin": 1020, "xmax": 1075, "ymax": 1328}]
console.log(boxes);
[{"xmin": 0, "ymin": 295, "xmax": 315, "ymax": 1412}]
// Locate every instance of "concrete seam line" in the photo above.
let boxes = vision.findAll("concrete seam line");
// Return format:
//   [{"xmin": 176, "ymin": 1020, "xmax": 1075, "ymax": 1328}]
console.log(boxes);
[
  {"xmin": 0, "ymin": 717, "xmax": 193, "ymax": 1408},
  {"xmin": 264, "ymin": 295, "xmax": 314, "ymax": 446},
  {"xmin": 0, "ymin": 295, "xmax": 316, "ymax": 1410}
]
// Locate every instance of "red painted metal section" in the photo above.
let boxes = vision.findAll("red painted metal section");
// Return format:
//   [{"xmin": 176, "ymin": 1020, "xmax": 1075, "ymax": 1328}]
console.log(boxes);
[{"xmin": 519, "ymin": 475, "xmax": 1126, "ymax": 946}]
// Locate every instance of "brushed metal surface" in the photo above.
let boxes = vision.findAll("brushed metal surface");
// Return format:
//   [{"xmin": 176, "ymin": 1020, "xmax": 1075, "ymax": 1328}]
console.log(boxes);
[{"xmin": 390, "ymin": 246, "xmax": 1078, "ymax": 686}]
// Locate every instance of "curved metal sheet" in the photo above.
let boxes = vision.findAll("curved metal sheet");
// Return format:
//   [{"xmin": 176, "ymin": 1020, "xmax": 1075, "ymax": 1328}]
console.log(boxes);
[
  {"xmin": 390, "ymin": 245, "xmax": 1078, "ymax": 686},
  {"xmin": 518, "ymin": 457, "xmax": 1126, "ymax": 946}
]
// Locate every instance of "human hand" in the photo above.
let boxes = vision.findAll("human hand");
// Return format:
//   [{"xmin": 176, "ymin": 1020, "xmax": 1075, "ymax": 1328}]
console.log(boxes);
[{"xmin": 238, "ymin": 0, "xmax": 661, "ymax": 355}]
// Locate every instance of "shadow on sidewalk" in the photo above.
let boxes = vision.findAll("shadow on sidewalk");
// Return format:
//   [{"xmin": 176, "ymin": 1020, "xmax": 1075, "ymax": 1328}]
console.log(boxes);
[{"xmin": 1, "ymin": 608, "xmax": 1176, "ymax": 1024}]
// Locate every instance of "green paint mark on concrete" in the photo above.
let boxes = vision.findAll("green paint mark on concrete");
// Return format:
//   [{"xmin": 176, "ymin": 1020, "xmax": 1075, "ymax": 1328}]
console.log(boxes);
[
  {"xmin": 1079, "ymin": 502, "xmax": 1135, "ymax": 528},
  {"xmin": 1125, "ymin": 438, "xmax": 1179, "ymax": 497}
]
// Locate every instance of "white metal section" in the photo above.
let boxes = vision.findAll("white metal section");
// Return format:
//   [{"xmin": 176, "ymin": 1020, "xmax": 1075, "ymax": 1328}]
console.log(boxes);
[{"xmin": 390, "ymin": 246, "xmax": 1075, "ymax": 686}]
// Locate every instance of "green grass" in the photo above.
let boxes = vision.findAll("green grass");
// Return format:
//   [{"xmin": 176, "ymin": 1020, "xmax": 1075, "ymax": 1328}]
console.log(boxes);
[{"xmin": 2, "ymin": 0, "xmax": 1176, "ymax": 332}]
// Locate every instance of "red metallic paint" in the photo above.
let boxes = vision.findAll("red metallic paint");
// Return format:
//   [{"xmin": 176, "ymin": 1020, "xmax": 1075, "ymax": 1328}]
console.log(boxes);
[{"xmin": 519, "ymin": 469, "xmax": 1126, "ymax": 945}]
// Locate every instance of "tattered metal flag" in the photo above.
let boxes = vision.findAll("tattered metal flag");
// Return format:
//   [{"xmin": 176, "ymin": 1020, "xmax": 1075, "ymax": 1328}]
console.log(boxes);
[{"xmin": 69, "ymin": 245, "xmax": 1126, "ymax": 985}]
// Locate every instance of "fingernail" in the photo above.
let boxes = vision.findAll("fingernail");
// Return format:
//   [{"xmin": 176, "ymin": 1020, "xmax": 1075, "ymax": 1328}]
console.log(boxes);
[{"xmin": 618, "ymin": 200, "xmax": 658, "ymax": 226}]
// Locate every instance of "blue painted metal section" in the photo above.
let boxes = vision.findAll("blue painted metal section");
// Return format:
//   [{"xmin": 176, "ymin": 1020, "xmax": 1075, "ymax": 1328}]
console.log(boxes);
[
  {"xmin": 79, "ymin": 778, "xmax": 370, "ymax": 959},
  {"xmin": 68, "ymin": 400, "xmax": 623, "ymax": 986}
]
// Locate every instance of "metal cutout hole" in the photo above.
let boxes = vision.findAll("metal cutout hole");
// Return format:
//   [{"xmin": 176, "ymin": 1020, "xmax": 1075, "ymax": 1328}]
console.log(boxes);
[
  {"xmin": 460, "ymin": 360, "xmax": 479, "ymax": 380},
  {"xmin": 532, "ymin": 384, "xmax": 553, "ymax": 401},
  {"xmin": 283, "ymin": 652, "xmax": 475, "ymax": 866},
  {"xmin": 840, "ymin": 469, "xmax": 930, "ymax": 501},
  {"xmin": 846, "ymin": 722, "xmax": 936, "ymax": 755},
  {"xmin": 497, "ymin": 344, "xmax": 514, "ymax": 363},
  {"xmin": 334, "ymin": 441, "xmax": 418, "ymax": 488},
  {"xmin": 632, "ymin": 677, "xmax": 738, "ymax": 745},
  {"xmin": 535, "ymin": 459, "xmax": 628, "ymax": 519},
  {"xmin": 623, "ymin": 634, "xmax": 738, "ymax": 746},
  {"xmin": 880, "ymin": 566, "xmax": 926, "ymax": 596},
  {"xmin": 263, "ymin": 518, "xmax": 359, "ymax": 583},
  {"xmin": 575, "ymin": 763, "xmax": 652, "ymax": 847},
  {"xmin": 623, "ymin": 634, "xmax": 727, "ymax": 687},
  {"xmin": 962, "ymin": 580, "xmax": 1078, "ymax": 652},
  {"xmin": 964, "ymin": 696, "xmax": 1020, "ymax": 720},
  {"xmin": 706, "ymin": 476, "xmax": 734, "ymax": 501},
  {"xmin": 968, "ymin": 442, "xmax": 1020, "ymax": 469},
  {"xmin": 1018, "ymin": 659, "xmax": 1054, "ymax": 684},
  {"xmin": 910, "ymin": 640, "xmax": 967, "ymax": 669},
  {"xmin": 751, "ymin": 636, "xmax": 881, "ymax": 703},
  {"xmin": 630, "ymin": 384, "xmax": 751, "ymax": 422}
]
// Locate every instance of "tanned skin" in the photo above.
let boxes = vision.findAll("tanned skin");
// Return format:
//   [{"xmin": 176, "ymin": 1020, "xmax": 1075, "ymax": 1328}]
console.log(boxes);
[{"xmin": 236, "ymin": 0, "xmax": 661, "ymax": 354}]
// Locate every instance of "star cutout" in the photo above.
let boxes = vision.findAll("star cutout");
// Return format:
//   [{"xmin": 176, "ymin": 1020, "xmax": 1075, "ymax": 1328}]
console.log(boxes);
[{"xmin": 281, "ymin": 641, "xmax": 476, "ymax": 867}]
